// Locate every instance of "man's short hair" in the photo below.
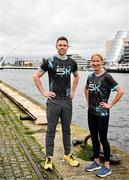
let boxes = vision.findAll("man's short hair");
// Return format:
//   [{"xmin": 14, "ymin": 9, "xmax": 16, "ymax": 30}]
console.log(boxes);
[{"xmin": 56, "ymin": 36, "xmax": 68, "ymax": 44}]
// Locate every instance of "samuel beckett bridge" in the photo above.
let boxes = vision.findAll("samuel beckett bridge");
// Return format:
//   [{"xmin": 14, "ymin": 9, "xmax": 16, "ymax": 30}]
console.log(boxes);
[
  {"xmin": 0, "ymin": 44, "xmax": 38, "ymax": 70},
  {"xmin": 0, "ymin": 44, "xmax": 23, "ymax": 69}
]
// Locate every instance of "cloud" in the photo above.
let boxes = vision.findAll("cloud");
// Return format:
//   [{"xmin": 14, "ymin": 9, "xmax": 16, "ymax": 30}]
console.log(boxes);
[{"xmin": 0, "ymin": 0, "xmax": 128, "ymax": 59}]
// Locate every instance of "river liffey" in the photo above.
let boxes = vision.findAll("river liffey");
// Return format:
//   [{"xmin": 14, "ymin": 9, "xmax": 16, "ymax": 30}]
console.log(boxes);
[{"xmin": 0, "ymin": 69, "xmax": 129, "ymax": 154}]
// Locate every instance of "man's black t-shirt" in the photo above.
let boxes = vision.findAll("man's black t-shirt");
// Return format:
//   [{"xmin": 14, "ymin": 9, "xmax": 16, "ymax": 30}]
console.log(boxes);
[
  {"xmin": 39, "ymin": 55, "xmax": 78, "ymax": 97},
  {"xmin": 86, "ymin": 71, "xmax": 119, "ymax": 116}
]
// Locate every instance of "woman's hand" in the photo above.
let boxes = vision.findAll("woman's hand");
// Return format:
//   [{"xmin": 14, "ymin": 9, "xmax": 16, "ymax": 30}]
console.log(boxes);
[{"xmin": 99, "ymin": 102, "xmax": 111, "ymax": 109}]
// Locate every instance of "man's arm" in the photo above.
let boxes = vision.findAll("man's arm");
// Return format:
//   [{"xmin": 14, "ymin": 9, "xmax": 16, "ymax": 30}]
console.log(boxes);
[
  {"xmin": 33, "ymin": 70, "xmax": 56, "ymax": 99},
  {"xmin": 84, "ymin": 84, "xmax": 89, "ymax": 108},
  {"xmin": 70, "ymin": 71, "xmax": 79, "ymax": 99},
  {"xmin": 84, "ymin": 84, "xmax": 89, "ymax": 101}
]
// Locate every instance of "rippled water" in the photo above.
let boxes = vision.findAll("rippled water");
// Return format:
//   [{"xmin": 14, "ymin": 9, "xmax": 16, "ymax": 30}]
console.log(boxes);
[{"xmin": 0, "ymin": 69, "xmax": 129, "ymax": 154}]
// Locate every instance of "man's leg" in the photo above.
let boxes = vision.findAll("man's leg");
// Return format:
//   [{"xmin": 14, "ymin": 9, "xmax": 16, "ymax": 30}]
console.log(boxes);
[
  {"xmin": 46, "ymin": 99, "xmax": 61, "ymax": 156},
  {"xmin": 60, "ymin": 98, "xmax": 72, "ymax": 155},
  {"xmin": 61, "ymin": 98, "xmax": 79, "ymax": 167}
]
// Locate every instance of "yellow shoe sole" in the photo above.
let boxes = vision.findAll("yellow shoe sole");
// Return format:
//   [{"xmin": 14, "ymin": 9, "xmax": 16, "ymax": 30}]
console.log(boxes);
[{"xmin": 63, "ymin": 159, "xmax": 80, "ymax": 167}]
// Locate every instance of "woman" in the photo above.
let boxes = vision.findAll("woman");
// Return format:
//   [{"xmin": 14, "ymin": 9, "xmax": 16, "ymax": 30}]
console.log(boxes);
[{"xmin": 84, "ymin": 53, "xmax": 124, "ymax": 177}]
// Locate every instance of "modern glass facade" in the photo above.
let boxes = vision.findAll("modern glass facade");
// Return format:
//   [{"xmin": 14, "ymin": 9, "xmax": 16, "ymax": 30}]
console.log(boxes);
[
  {"xmin": 123, "ymin": 38, "xmax": 129, "ymax": 63},
  {"xmin": 105, "ymin": 30, "xmax": 129, "ymax": 64}
]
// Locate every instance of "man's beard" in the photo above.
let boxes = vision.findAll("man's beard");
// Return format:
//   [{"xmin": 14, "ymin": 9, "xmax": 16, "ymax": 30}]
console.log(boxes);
[{"xmin": 58, "ymin": 49, "xmax": 66, "ymax": 56}]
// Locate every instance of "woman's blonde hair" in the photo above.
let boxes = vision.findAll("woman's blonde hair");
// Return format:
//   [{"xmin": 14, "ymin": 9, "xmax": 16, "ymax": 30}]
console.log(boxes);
[{"xmin": 91, "ymin": 53, "xmax": 103, "ymax": 61}]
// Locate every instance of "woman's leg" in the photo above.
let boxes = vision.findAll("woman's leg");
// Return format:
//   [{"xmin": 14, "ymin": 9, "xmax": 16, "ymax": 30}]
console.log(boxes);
[
  {"xmin": 88, "ymin": 111, "xmax": 100, "ymax": 160},
  {"xmin": 98, "ymin": 115, "xmax": 110, "ymax": 168}
]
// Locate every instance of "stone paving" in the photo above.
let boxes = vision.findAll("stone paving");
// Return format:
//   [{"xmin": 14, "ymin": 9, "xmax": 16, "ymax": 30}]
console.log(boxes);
[{"xmin": 0, "ymin": 105, "xmax": 38, "ymax": 179}]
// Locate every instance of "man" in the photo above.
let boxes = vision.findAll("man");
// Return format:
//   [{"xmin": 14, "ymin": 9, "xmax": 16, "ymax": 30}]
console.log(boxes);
[{"xmin": 33, "ymin": 36, "xmax": 80, "ymax": 170}]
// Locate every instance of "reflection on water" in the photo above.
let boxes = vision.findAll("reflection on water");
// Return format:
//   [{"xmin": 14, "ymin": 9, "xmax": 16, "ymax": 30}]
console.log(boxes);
[{"xmin": 1, "ymin": 69, "xmax": 129, "ymax": 154}]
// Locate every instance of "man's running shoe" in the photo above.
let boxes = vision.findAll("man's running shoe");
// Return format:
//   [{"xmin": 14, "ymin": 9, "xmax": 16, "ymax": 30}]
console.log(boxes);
[
  {"xmin": 44, "ymin": 156, "xmax": 53, "ymax": 170},
  {"xmin": 85, "ymin": 161, "xmax": 101, "ymax": 172},
  {"xmin": 63, "ymin": 154, "xmax": 80, "ymax": 167}
]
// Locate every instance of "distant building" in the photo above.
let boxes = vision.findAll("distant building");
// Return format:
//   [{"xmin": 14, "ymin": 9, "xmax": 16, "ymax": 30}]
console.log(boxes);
[
  {"xmin": 105, "ymin": 30, "xmax": 129, "ymax": 65},
  {"xmin": 14, "ymin": 55, "xmax": 89, "ymax": 70},
  {"xmin": 123, "ymin": 37, "xmax": 129, "ymax": 63},
  {"xmin": 14, "ymin": 59, "xmax": 43, "ymax": 67},
  {"xmin": 15, "ymin": 60, "xmax": 24, "ymax": 66},
  {"xmin": 69, "ymin": 54, "xmax": 88, "ymax": 70}
]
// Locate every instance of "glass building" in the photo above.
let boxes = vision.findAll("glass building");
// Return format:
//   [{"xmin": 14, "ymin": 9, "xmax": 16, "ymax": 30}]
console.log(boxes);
[{"xmin": 105, "ymin": 30, "xmax": 129, "ymax": 65}]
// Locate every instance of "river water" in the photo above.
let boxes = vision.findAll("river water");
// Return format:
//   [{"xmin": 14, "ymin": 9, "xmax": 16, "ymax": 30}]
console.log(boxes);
[{"xmin": 0, "ymin": 69, "xmax": 129, "ymax": 154}]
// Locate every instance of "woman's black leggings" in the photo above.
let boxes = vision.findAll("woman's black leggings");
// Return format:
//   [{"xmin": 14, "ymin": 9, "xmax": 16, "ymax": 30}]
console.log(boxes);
[{"xmin": 88, "ymin": 111, "xmax": 110, "ymax": 161}]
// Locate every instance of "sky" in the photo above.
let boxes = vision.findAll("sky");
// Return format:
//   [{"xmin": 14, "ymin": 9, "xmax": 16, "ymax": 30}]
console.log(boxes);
[{"xmin": 0, "ymin": 0, "xmax": 129, "ymax": 61}]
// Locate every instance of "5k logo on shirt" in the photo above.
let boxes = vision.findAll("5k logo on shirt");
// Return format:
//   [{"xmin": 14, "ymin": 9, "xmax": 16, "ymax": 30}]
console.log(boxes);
[
  {"xmin": 89, "ymin": 83, "xmax": 101, "ymax": 92},
  {"xmin": 56, "ymin": 67, "xmax": 71, "ymax": 76}
]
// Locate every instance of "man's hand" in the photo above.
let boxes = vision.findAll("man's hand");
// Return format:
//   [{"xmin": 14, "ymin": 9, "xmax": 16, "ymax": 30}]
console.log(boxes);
[
  {"xmin": 42, "ymin": 91, "xmax": 56, "ymax": 99},
  {"xmin": 70, "ymin": 91, "xmax": 75, "ymax": 99}
]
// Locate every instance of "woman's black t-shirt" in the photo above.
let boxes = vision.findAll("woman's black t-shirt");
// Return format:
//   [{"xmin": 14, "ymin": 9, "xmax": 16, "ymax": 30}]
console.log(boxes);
[{"xmin": 86, "ymin": 71, "xmax": 119, "ymax": 116}]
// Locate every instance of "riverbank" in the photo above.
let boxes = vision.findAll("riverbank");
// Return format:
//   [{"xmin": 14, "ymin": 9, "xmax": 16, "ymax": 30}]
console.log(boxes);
[{"xmin": 0, "ymin": 81, "xmax": 129, "ymax": 179}]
